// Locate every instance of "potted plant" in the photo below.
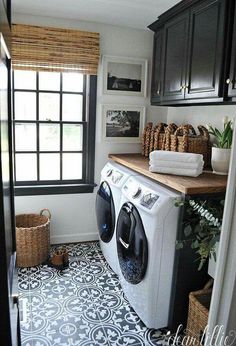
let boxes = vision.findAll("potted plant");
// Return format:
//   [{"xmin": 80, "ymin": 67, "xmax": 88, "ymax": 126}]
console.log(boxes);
[
  {"xmin": 175, "ymin": 198, "xmax": 224, "ymax": 270},
  {"xmin": 207, "ymin": 117, "xmax": 233, "ymax": 175}
]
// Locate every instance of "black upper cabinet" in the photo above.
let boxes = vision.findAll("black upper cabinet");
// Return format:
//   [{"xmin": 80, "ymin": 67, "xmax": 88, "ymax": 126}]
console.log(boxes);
[
  {"xmin": 151, "ymin": 30, "xmax": 163, "ymax": 104},
  {"xmin": 162, "ymin": 12, "xmax": 189, "ymax": 102},
  {"xmin": 227, "ymin": 2, "xmax": 236, "ymax": 98},
  {"xmin": 149, "ymin": 0, "xmax": 234, "ymax": 106},
  {"xmin": 185, "ymin": 0, "xmax": 226, "ymax": 100}
]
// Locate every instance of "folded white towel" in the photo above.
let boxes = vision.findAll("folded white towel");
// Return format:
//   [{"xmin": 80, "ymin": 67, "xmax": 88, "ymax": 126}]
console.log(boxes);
[
  {"xmin": 149, "ymin": 165, "xmax": 202, "ymax": 177},
  {"xmin": 149, "ymin": 159, "xmax": 204, "ymax": 170},
  {"xmin": 149, "ymin": 150, "xmax": 204, "ymax": 164}
]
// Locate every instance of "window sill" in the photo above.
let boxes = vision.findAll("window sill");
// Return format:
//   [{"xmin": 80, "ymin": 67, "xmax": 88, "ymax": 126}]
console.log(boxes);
[{"xmin": 14, "ymin": 183, "xmax": 97, "ymax": 196}]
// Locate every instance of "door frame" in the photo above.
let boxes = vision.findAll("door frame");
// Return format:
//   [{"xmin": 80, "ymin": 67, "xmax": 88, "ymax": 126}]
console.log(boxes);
[{"xmin": 206, "ymin": 124, "xmax": 236, "ymax": 344}]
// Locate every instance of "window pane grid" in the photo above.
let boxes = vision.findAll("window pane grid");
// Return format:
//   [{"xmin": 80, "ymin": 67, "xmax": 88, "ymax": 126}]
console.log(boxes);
[{"xmin": 13, "ymin": 71, "xmax": 86, "ymax": 184}]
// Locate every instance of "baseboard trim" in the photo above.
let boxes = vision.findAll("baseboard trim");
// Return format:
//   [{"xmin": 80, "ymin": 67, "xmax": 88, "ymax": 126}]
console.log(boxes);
[{"xmin": 51, "ymin": 232, "xmax": 99, "ymax": 244}]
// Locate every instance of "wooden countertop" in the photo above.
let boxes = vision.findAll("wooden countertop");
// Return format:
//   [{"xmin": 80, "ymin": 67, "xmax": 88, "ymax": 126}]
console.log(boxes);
[{"xmin": 109, "ymin": 153, "xmax": 227, "ymax": 195}]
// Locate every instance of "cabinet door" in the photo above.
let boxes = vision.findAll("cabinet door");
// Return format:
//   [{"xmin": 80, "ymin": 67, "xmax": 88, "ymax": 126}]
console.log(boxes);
[
  {"xmin": 227, "ymin": 4, "xmax": 236, "ymax": 98},
  {"xmin": 185, "ymin": 0, "xmax": 226, "ymax": 100},
  {"xmin": 162, "ymin": 12, "xmax": 189, "ymax": 102},
  {"xmin": 151, "ymin": 30, "xmax": 163, "ymax": 104}
]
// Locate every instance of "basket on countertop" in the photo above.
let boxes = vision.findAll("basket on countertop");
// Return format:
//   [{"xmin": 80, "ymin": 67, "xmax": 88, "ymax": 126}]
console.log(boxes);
[
  {"xmin": 16, "ymin": 209, "xmax": 51, "ymax": 267},
  {"xmin": 141, "ymin": 122, "xmax": 168, "ymax": 157},
  {"xmin": 163, "ymin": 124, "xmax": 211, "ymax": 167},
  {"xmin": 186, "ymin": 289, "xmax": 212, "ymax": 346}
]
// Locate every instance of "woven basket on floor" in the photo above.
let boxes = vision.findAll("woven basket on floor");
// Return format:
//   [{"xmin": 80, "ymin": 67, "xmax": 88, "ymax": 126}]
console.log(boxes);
[
  {"xmin": 186, "ymin": 289, "xmax": 212, "ymax": 346},
  {"xmin": 16, "ymin": 209, "xmax": 51, "ymax": 267}
]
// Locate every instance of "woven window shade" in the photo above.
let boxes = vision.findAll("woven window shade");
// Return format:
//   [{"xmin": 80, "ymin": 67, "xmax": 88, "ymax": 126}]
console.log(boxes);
[{"xmin": 12, "ymin": 24, "xmax": 100, "ymax": 74}]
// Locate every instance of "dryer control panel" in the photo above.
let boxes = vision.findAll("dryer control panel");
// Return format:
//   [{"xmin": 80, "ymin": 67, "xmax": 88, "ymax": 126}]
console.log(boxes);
[
  {"xmin": 122, "ymin": 176, "xmax": 180, "ymax": 215},
  {"xmin": 123, "ymin": 179, "xmax": 161, "ymax": 210},
  {"xmin": 140, "ymin": 193, "xmax": 159, "ymax": 210}
]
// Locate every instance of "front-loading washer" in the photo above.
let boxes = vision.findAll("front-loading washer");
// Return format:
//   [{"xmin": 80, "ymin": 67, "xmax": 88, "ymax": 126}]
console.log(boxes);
[
  {"xmin": 96, "ymin": 161, "xmax": 139, "ymax": 274},
  {"xmin": 116, "ymin": 175, "xmax": 181, "ymax": 329}
]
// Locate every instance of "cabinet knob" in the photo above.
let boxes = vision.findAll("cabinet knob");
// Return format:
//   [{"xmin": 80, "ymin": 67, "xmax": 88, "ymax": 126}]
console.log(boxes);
[
  {"xmin": 226, "ymin": 78, "xmax": 232, "ymax": 85},
  {"xmin": 184, "ymin": 85, "xmax": 189, "ymax": 90},
  {"xmin": 180, "ymin": 85, "xmax": 184, "ymax": 91},
  {"xmin": 156, "ymin": 90, "xmax": 160, "ymax": 95}
]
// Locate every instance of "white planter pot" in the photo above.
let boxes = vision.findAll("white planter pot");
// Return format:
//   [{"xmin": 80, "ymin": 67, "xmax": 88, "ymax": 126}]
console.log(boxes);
[{"xmin": 211, "ymin": 147, "xmax": 231, "ymax": 175}]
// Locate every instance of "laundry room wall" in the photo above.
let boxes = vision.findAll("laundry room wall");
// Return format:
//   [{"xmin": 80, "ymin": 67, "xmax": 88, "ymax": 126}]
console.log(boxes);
[
  {"xmin": 167, "ymin": 105, "xmax": 236, "ymax": 132},
  {"xmin": 13, "ymin": 13, "xmax": 168, "ymax": 243}
]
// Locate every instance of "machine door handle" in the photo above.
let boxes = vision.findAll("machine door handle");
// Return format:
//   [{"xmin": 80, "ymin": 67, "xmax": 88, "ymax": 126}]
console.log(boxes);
[
  {"xmin": 119, "ymin": 237, "xmax": 129, "ymax": 249},
  {"xmin": 12, "ymin": 294, "xmax": 19, "ymax": 306}
]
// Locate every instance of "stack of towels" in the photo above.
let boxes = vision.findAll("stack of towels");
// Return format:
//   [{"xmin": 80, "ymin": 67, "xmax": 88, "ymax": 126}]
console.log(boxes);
[{"xmin": 149, "ymin": 151, "xmax": 204, "ymax": 177}]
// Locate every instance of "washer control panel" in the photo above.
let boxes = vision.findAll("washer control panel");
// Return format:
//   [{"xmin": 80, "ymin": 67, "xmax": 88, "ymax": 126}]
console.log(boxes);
[
  {"xmin": 105, "ymin": 167, "xmax": 124, "ymax": 185},
  {"xmin": 111, "ymin": 171, "xmax": 123, "ymax": 184}
]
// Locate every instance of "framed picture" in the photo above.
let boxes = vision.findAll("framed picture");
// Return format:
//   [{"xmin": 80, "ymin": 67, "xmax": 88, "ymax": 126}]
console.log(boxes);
[
  {"xmin": 102, "ymin": 55, "xmax": 148, "ymax": 97},
  {"xmin": 102, "ymin": 105, "xmax": 146, "ymax": 143}
]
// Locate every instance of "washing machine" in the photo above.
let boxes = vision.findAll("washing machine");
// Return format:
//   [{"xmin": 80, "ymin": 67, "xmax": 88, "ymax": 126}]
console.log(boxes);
[
  {"xmin": 116, "ymin": 175, "xmax": 181, "ymax": 329},
  {"xmin": 96, "ymin": 161, "xmax": 138, "ymax": 274}
]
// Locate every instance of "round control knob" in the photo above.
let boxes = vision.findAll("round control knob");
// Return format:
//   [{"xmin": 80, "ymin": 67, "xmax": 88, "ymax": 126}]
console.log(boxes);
[
  {"xmin": 132, "ymin": 187, "xmax": 142, "ymax": 199},
  {"xmin": 106, "ymin": 169, "xmax": 113, "ymax": 177}
]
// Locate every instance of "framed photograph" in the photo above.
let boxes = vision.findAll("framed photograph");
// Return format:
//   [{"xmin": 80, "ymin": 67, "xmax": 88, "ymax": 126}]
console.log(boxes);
[
  {"xmin": 102, "ymin": 105, "xmax": 146, "ymax": 143},
  {"xmin": 102, "ymin": 55, "xmax": 148, "ymax": 97}
]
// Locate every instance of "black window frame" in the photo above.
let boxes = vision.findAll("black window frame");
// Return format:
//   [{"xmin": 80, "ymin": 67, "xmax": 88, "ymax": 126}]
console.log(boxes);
[{"xmin": 13, "ymin": 72, "xmax": 97, "ymax": 196}]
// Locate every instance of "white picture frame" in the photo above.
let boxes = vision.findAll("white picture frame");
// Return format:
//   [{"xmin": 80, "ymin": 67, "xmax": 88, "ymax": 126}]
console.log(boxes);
[
  {"xmin": 102, "ymin": 55, "xmax": 148, "ymax": 97},
  {"xmin": 102, "ymin": 104, "xmax": 146, "ymax": 143}
]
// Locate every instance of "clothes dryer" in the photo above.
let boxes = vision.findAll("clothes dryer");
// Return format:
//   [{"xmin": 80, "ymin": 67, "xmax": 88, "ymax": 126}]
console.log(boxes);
[{"xmin": 116, "ymin": 175, "xmax": 181, "ymax": 328}]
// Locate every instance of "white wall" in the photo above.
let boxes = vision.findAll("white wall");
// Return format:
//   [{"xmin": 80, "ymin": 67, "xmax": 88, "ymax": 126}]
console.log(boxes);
[
  {"xmin": 14, "ymin": 13, "xmax": 168, "ymax": 243},
  {"xmin": 167, "ymin": 105, "xmax": 236, "ymax": 130}
]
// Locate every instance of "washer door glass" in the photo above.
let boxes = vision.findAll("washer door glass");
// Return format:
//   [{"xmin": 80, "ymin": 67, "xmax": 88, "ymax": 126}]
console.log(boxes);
[
  {"xmin": 96, "ymin": 181, "xmax": 115, "ymax": 243},
  {"xmin": 116, "ymin": 202, "xmax": 148, "ymax": 284}
]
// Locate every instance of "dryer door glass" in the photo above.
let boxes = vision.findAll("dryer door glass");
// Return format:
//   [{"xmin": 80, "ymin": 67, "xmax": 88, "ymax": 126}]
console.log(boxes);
[
  {"xmin": 96, "ymin": 181, "xmax": 115, "ymax": 243},
  {"xmin": 116, "ymin": 202, "xmax": 148, "ymax": 284}
]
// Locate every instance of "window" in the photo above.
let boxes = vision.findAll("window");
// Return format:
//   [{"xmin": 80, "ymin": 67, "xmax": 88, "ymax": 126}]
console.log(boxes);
[{"xmin": 13, "ymin": 70, "xmax": 97, "ymax": 195}]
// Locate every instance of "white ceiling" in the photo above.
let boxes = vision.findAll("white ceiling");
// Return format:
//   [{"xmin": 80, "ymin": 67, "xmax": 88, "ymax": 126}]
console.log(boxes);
[{"xmin": 12, "ymin": 0, "xmax": 180, "ymax": 30}]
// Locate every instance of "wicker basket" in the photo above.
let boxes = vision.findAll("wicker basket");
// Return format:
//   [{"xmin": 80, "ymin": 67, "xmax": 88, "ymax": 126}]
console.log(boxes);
[
  {"xmin": 141, "ymin": 122, "xmax": 168, "ymax": 157},
  {"xmin": 152, "ymin": 123, "xmax": 167, "ymax": 152},
  {"xmin": 16, "ymin": 209, "xmax": 51, "ymax": 267},
  {"xmin": 186, "ymin": 289, "xmax": 212, "ymax": 346},
  {"xmin": 141, "ymin": 122, "xmax": 153, "ymax": 157},
  {"xmin": 164, "ymin": 124, "xmax": 211, "ymax": 167},
  {"xmin": 162, "ymin": 123, "xmax": 178, "ymax": 151}
]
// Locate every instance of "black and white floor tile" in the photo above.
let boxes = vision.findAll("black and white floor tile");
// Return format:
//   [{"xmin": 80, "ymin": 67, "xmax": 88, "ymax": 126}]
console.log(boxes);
[{"xmin": 18, "ymin": 241, "xmax": 171, "ymax": 346}]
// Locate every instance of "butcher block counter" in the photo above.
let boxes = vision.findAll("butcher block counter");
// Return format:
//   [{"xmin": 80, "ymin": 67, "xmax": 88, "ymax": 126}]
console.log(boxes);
[{"xmin": 109, "ymin": 153, "xmax": 227, "ymax": 195}]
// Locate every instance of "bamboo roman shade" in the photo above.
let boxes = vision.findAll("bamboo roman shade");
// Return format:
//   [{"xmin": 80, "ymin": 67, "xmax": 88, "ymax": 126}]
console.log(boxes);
[{"xmin": 12, "ymin": 24, "xmax": 100, "ymax": 74}]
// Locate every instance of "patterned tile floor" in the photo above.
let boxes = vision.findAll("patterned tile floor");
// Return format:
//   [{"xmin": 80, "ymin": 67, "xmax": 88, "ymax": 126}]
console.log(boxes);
[{"xmin": 18, "ymin": 241, "xmax": 171, "ymax": 346}]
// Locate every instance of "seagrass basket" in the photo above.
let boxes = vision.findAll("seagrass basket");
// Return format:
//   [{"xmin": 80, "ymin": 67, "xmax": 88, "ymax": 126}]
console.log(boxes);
[
  {"xmin": 164, "ymin": 124, "xmax": 211, "ymax": 167},
  {"xmin": 152, "ymin": 123, "xmax": 168, "ymax": 152},
  {"xmin": 141, "ymin": 122, "xmax": 168, "ymax": 157},
  {"xmin": 162, "ymin": 123, "xmax": 178, "ymax": 151},
  {"xmin": 142, "ymin": 122, "xmax": 153, "ymax": 157},
  {"xmin": 16, "ymin": 209, "xmax": 51, "ymax": 267},
  {"xmin": 186, "ymin": 289, "xmax": 212, "ymax": 346}
]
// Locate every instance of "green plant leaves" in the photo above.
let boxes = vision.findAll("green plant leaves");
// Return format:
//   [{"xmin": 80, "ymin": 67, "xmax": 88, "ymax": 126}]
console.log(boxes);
[
  {"xmin": 184, "ymin": 225, "xmax": 192, "ymax": 237},
  {"xmin": 176, "ymin": 241, "xmax": 184, "ymax": 250},
  {"xmin": 176, "ymin": 197, "xmax": 224, "ymax": 271},
  {"xmin": 208, "ymin": 120, "xmax": 233, "ymax": 148}
]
